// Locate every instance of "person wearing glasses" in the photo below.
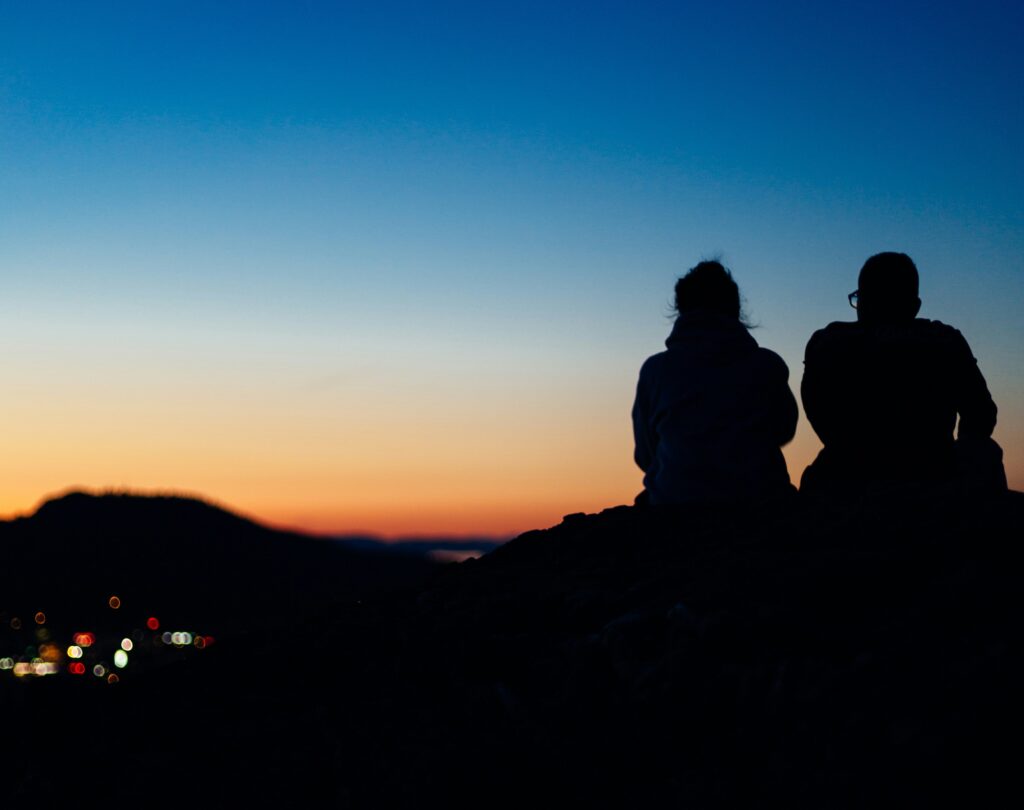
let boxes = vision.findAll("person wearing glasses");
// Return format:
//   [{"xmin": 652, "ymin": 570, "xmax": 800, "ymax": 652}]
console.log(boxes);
[
  {"xmin": 632, "ymin": 260, "xmax": 799, "ymax": 505},
  {"xmin": 800, "ymin": 252, "xmax": 1005, "ymax": 495}
]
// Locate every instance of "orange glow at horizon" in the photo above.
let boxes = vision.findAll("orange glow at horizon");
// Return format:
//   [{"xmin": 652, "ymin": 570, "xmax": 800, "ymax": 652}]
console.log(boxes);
[
  {"xmin": 1, "ymin": 414, "xmax": 1019, "ymax": 538},
  {"xmin": 0, "ymin": 364, "xmax": 1017, "ymax": 537}
]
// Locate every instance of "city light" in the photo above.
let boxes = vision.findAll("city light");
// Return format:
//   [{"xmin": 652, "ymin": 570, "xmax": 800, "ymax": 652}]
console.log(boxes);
[
  {"xmin": 14, "ymin": 661, "xmax": 58, "ymax": 677},
  {"xmin": 38, "ymin": 644, "xmax": 61, "ymax": 663},
  {"xmin": 2, "ymin": 599, "xmax": 213, "ymax": 685}
]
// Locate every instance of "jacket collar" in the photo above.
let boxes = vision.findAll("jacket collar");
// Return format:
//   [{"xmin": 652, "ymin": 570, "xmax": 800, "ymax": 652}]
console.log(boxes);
[{"xmin": 666, "ymin": 311, "xmax": 757, "ymax": 351}]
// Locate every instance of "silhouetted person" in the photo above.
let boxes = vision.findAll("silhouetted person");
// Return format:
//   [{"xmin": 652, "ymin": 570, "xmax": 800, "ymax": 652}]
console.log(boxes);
[
  {"xmin": 801, "ymin": 252, "xmax": 1006, "ymax": 495},
  {"xmin": 632, "ymin": 261, "xmax": 798, "ymax": 504}
]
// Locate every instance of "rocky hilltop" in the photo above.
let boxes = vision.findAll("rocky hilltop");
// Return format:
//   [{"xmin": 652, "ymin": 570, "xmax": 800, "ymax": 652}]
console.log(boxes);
[{"xmin": 3, "ymin": 489, "xmax": 1022, "ymax": 807}]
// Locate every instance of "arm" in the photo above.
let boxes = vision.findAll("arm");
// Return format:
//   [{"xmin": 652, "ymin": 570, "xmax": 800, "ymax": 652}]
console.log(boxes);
[
  {"xmin": 763, "ymin": 351, "xmax": 799, "ymax": 446},
  {"xmin": 632, "ymin": 359, "xmax": 657, "ymax": 472},
  {"xmin": 800, "ymin": 329, "xmax": 840, "ymax": 446},
  {"xmin": 951, "ymin": 330, "xmax": 997, "ymax": 439}
]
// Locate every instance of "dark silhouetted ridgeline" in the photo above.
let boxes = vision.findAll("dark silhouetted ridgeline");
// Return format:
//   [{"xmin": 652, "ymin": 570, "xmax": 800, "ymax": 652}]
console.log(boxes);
[
  {"xmin": 0, "ymin": 490, "xmax": 440, "ymax": 634},
  {"xmin": 2, "ymin": 489, "xmax": 1022, "ymax": 807}
]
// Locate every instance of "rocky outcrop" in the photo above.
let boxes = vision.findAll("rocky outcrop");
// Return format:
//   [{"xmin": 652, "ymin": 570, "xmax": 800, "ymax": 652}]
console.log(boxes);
[{"xmin": 360, "ymin": 490, "xmax": 1024, "ymax": 806}]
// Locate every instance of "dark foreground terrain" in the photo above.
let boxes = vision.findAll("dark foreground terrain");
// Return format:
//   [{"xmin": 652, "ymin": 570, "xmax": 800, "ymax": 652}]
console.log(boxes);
[{"xmin": 2, "ymin": 489, "xmax": 1022, "ymax": 807}]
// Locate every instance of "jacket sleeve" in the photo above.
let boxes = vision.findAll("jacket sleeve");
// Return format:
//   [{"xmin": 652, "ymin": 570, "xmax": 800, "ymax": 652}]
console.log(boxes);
[
  {"xmin": 632, "ymin": 359, "xmax": 657, "ymax": 472},
  {"xmin": 800, "ymin": 329, "xmax": 838, "ymax": 446},
  {"xmin": 764, "ymin": 350, "xmax": 798, "ymax": 446},
  {"xmin": 950, "ymin": 329, "xmax": 997, "ymax": 439}
]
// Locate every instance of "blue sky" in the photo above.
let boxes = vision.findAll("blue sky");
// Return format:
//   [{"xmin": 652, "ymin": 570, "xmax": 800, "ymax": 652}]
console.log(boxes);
[{"xmin": 1, "ymin": 1, "xmax": 1022, "ymax": 532}]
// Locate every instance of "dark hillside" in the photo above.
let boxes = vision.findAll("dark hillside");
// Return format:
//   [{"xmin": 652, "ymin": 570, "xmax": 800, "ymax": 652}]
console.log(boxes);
[
  {"xmin": 0, "ymin": 491, "xmax": 436, "ymax": 633},
  {"xmin": 2, "ymin": 490, "xmax": 1022, "ymax": 807}
]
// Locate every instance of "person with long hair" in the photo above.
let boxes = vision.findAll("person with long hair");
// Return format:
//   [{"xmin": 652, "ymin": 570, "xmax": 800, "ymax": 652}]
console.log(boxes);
[{"xmin": 632, "ymin": 260, "xmax": 798, "ymax": 504}]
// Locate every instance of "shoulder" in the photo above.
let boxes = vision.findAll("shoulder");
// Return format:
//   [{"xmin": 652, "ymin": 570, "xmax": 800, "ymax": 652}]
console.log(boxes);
[
  {"xmin": 753, "ymin": 346, "xmax": 791, "ymax": 381},
  {"xmin": 914, "ymin": 318, "xmax": 965, "ymax": 339},
  {"xmin": 804, "ymin": 321, "xmax": 858, "ymax": 358},
  {"xmin": 638, "ymin": 351, "xmax": 668, "ymax": 381},
  {"xmin": 913, "ymin": 318, "xmax": 975, "ymax": 354}
]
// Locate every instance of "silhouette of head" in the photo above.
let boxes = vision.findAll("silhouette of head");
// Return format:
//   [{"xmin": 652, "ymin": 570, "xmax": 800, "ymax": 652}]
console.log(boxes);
[
  {"xmin": 856, "ymin": 252, "xmax": 921, "ymax": 324},
  {"xmin": 674, "ymin": 261, "xmax": 742, "ymax": 321}
]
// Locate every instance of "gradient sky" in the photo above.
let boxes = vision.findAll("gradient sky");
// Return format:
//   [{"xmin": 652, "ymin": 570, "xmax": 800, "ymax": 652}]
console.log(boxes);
[{"xmin": 1, "ymin": 0, "xmax": 1021, "ymax": 536}]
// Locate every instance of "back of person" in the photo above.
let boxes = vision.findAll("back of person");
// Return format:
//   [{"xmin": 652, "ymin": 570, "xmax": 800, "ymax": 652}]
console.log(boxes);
[
  {"xmin": 801, "ymin": 252, "xmax": 1001, "ymax": 493},
  {"xmin": 803, "ymin": 319, "xmax": 988, "ymax": 481},
  {"xmin": 633, "ymin": 262, "xmax": 798, "ymax": 505}
]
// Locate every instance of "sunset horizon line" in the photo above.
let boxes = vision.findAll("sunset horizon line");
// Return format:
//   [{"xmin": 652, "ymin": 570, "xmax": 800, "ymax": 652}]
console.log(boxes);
[{"xmin": 0, "ymin": 484, "xmax": 524, "ymax": 542}]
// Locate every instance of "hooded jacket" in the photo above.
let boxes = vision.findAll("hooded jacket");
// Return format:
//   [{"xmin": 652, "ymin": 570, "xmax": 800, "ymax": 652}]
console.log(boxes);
[{"xmin": 632, "ymin": 312, "xmax": 798, "ymax": 505}]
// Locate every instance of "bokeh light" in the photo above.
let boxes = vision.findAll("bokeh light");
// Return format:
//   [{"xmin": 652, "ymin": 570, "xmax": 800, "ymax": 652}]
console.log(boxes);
[
  {"xmin": 1, "ymin": 599, "xmax": 214, "ymax": 683},
  {"xmin": 15, "ymin": 661, "xmax": 58, "ymax": 677},
  {"xmin": 73, "ymin": 632, "xmax": 96, "ymax": 648},
  {"xmin": 38, "ymin": 643, "xmax": 60, "ymax": 663},
  {"xmin": 170, "ymin": 632, "xmax": 193, "ymax": 647}
]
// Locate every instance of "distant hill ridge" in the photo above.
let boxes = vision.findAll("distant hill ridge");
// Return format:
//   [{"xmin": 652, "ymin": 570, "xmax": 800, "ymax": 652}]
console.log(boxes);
[
  {"xmin": 27, "ymin": 489, "xmax": 258, "ymax": 528},
  {"xmin": 0, "ymin": 489, "xmax": 440, "ymax": 632},
  {"xmin": 12, "ymin": 489, "xmax": 504, "ymax": 554}
]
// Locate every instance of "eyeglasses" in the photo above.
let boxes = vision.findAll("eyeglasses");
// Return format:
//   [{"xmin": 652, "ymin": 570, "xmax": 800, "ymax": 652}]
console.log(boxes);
[{"xmin": 848, "ymin": 290, "xmax": 859, "ymax": 309}]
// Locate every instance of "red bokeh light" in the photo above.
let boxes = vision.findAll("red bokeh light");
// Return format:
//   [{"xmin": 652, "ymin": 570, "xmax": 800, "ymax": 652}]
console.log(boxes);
[
  {"xmin": 69, "ymin": 662, "xmax": 86, "ymax": 675},
  {"xmin": 73, "ymin": 632, "xmax": 96, "ymax": 648},
  {"xmin": 146, "ymin": 617, "xmax": 160, "ymax": 631}
]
